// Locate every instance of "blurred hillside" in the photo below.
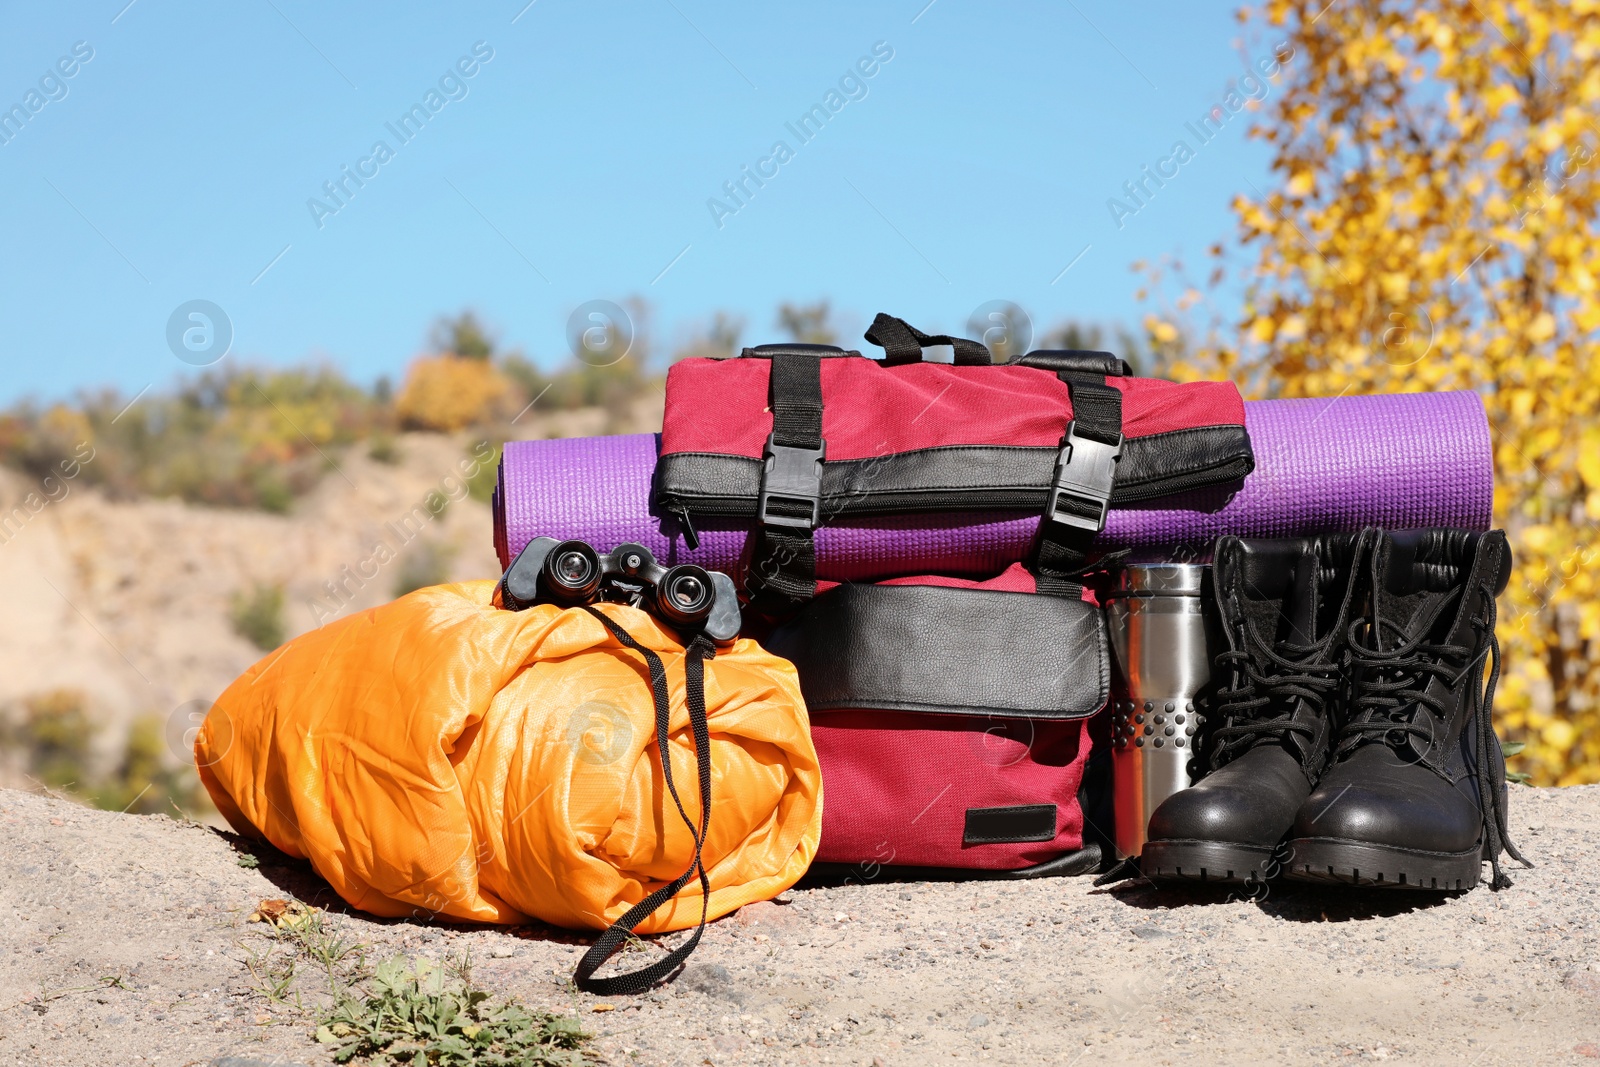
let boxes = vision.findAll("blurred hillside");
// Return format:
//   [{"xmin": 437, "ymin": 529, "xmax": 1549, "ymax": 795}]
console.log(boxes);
[
  {"xmin": 0, "ymin": 413, "xmax": 662, "ymax": 821},
  {"xmin": 0, "ymin": 301, "xmax": 1129, "ymax": 819},
  {"xmin": 0, "ymin": 308, "xmax": 676, "ymax": 819}
]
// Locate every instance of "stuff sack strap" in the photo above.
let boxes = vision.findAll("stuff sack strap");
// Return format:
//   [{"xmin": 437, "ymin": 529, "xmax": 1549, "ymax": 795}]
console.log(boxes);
[
  {"xmin": 572, "ymin": 608, "xmax": 717, "ymax": 995},
  {"xmin": 1032, "ymin": 360, "xmax": 1127, "ymax": 597},
  {"xmin": 864, "ymin": 312, "xmax": 993, "ymax": 365},
  {"xmin": 748, "ymin": 317, "xmax": 996, "ymax": 615}
]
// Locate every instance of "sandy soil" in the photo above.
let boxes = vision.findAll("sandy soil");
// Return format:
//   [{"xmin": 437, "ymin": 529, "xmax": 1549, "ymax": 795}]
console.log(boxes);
[{"xmin": 2, "ymin": 783, "xmax": 1597, "ymax": 1067}]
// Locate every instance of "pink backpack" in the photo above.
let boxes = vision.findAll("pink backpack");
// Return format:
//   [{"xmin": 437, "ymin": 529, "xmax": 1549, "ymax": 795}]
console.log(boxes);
[
  {"xmin": 654, "ymin": 315, "xmax": 1253, "ymax": 613},
  {"xmin": 767, "ymin": 564, "xmax": 1106, "ymax": 874}
]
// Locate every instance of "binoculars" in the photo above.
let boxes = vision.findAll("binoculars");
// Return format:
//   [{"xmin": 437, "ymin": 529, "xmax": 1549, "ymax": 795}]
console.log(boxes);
[{"xmin": 500, "ymin": 537, "xmax": 742, "ymax": 646}]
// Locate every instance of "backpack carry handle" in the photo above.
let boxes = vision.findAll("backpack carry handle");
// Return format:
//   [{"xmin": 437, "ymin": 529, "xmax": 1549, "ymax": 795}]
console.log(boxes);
[{"xmin": 864, "ymin": 313, "xmax": 993, "ymax": 366}]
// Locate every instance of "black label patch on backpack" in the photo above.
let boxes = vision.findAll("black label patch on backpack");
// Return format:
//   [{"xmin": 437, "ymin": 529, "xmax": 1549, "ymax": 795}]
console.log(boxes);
[{"xmin": 962, "ymin": 804, "xmax": 1057, "ymax": 845}]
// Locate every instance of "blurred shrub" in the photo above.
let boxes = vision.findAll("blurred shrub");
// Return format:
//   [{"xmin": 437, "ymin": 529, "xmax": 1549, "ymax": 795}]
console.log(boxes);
[
  {"xmin": 231, "ymin": 583, "xmax": 287, "ymax": 651},
  {"xmin": 92, "ymin": 713, "xmax": 202, "ymax": 816},
  {"xmin": 466, "ymin": 442, "xmax": 500, "ymax": 503},
  {"xmin": 500, "ymin": 354, "xmax": 651, "ymax": 413},
  {"xmin": 671, "ymin": 312, "xmax": 745, "ymax": 362},
  {"xmin": 777, "ymin": 300, "xmax": 837, "ymax": 345},
  {"xmin": 0, "ymin": 404, "xmax": 96, "ymax": 485},
  {"xmin": 11, "ymin": 688, "xmax": 93, "ymax": 791},
  {"xmin": 367, "ymin": 432, "xmax": 402, "ymax": 465},
  {"xmin": 430, "ymin": 310, "xmax": 495, "ymax": 361},
  {"xmin": 0, "ymin": 364, "xmax": 387, "ymax": 512},
  {"xmin": 5, "ymin": 690, "xmax": 202, "ymax": 815},
  {"xmin": 392, "ymin": 540, "xmax": 457, "ymax": 598},
  {"xmin": 396, "ymin": 355, "xmax": 516, "ymax": 432}
]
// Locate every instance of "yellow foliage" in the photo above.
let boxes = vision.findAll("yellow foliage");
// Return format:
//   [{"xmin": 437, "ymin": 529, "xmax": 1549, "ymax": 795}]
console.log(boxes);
[
  {"xmin": 396, "ymin": 355, "xmax": 515, "ymax": 432},
  {"xmin": 1161, "ymin": 0, "xmax": 1600, "ymax": 784}
]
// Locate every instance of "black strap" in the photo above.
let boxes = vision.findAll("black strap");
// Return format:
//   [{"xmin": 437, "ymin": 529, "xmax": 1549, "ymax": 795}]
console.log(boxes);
[
  {"xmin": 1032, "ymin": 373, "xmax": 1124, "ymax": 597},
  {"xmin": 747, "ymin": 349, "xmax": 825, "ymax": 616},
  {"xmin": 769, "ymin": 349, "xmax": 824, "ymax": 450},
  {"xmin": 864, "ymin": 313, "xmax": 992, "ymax": 365},
  {"xmin": 1065, "ymin": 379, "xmax": 1124, "ymax": 446},
  {"xmin": 572, "ymin": 608, "xmax": 717, "ymax": 995},
  {"xmin": 747, "ymin": 317, "xmax": 990, "ymax": 614}
]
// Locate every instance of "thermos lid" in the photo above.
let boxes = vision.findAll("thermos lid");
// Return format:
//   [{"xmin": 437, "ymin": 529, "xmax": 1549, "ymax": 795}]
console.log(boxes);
[{"xmin": 1108, "ymin": 561, "xmax": 1208, "ymax": 597}]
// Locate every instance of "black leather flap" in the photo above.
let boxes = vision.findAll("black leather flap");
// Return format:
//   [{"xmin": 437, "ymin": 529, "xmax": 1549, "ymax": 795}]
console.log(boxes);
[
  {"xmin": 765, "ymin": 584, "xmax": 1109, "ymax": 720},
  {"xmin": 1016, "ymin": 350, "xmax": 1133, "ymax": 377}
]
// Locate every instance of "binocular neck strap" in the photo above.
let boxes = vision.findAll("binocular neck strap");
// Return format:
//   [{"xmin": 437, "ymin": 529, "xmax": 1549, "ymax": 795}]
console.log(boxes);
[{"xmin": 573, "ymin": 607, "xmax": 717, "ymax": 995}]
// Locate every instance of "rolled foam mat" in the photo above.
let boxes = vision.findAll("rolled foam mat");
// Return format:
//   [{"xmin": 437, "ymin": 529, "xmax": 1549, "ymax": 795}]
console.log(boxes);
[{"xmin": 494, "ymin": 390, "xmax": 1492, "ymax": 582}]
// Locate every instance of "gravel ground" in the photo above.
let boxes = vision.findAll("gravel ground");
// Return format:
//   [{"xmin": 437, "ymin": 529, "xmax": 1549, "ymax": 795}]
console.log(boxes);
[{"xmin": 1, "ymin": 784, "xmax": 1597, "ymax": 1067}]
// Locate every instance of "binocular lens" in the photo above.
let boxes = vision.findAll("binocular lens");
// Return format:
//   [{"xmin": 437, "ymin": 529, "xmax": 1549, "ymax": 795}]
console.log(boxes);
[
  {"xmin": 669, "ymin": 575, "xmax": 704, "ymax": 607},
  {"xmin": 542, "ymin": 541, "xmax": 602, "ymax": 602},
  {"xmin": 556, "ymin": 552, "xmax": 591, "ymax": 584},
  {"xmin": 657, "ymin": 566, "xmax": 715, "ymax": 626}
]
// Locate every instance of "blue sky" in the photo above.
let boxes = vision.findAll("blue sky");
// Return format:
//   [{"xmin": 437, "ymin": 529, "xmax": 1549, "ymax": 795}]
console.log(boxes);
[{"xmin": 0, "ymin": 0, "xmax": 1287, "ymax": 404}]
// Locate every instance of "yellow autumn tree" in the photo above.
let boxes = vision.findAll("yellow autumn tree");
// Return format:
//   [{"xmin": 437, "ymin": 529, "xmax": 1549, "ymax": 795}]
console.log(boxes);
[
  {"xmin": 1153, "ymin": 0, "xmax": 1600, "ymax": 783},
  {"xmin": 396, "ymin": 355, "xmax": 516, "ymax": 432}
]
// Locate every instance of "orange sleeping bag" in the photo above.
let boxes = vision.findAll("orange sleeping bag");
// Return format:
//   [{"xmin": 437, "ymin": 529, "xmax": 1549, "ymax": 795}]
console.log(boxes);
[{"xmin": 195, "ymin": 580, "xmax": 821, "ymax": 940}]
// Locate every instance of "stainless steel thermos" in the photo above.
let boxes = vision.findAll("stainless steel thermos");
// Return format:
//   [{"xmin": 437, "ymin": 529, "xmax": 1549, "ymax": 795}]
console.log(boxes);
[{"xmin": 1104, "ymin": 562, "xmax": 1216, "ymax": 860}]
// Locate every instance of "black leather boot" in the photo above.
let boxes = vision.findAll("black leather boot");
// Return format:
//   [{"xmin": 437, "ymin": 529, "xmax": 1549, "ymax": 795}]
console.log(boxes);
[
  {"xmin": 1284, "ymin": 529, "xmax": 1530, "ymax": 891},
  {"xmin": 1142, "ymin": 531, "xmax": 1372, "ymax": 884}
]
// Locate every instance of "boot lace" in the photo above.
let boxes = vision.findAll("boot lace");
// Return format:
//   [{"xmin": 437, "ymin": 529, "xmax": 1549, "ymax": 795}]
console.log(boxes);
[
  {"xmin": 1338, "ymin": 579, "xmax": 1531, "ymax": 889},
  {"xmin": 1339, "ymin": 587, "xmax": 1466, "ymax": 750},
  {"xmin": 1208, "ymin": 619, "xmax": 1340, "ymax": 770}
]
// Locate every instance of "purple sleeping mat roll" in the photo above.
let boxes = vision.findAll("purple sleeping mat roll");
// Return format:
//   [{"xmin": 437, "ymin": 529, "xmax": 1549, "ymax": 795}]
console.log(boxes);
[{"xmin": 493, "ymin": 390, "xmax": 1492, "ymax": 582}]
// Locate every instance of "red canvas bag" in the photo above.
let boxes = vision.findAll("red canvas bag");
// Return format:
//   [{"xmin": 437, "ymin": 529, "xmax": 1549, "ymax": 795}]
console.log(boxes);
[
  {"xmin": 765, "ymin": 564, "xmax": 1107, "ymax": 874},
  {"xmin": 654, "ymin": 314, "xmax": 1252, "ymax": 614}
]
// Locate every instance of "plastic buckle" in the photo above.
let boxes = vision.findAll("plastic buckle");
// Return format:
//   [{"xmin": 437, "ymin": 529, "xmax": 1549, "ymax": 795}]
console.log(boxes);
[
  {"xmin": 757, "ymin": 432, "xmax": 825, "ymax": 530},
  {"xmin": 1044, "ymin": 422, "xmax": 1122, "ymax": 534}
]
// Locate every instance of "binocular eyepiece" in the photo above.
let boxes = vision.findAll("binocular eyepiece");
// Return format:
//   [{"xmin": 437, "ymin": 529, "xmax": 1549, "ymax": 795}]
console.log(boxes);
[
  {"xmin": 501, "ymin": 537, "xmax": 740, "ymax": 645},
  {"xmin": 542, "ymin": 541, "xmax": 604, "ymax": 602}
]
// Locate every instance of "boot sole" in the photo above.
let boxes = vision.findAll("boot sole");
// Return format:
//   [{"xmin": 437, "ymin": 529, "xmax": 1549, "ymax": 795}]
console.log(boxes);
[
  {"xmin": 1139, "ymin": 840, "xmax": 1279, "ymax": 886},
  {"xmin": 1282, "ymin": 837, "xmax": 1481, "ymax": 891}
]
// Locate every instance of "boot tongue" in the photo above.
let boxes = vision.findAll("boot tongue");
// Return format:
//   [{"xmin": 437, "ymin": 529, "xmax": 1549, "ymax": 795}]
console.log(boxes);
[
  {"xmin": 1377, "ymin": 530, "xmax": 1477, "ymax": 645},
  {"xmin": 1225, "ymin": 539, "xmax": 1320, "ymax": 646},
  {"xmin": 1284, "ymin": 543, "xmax": 1321, "ymax": 646}
]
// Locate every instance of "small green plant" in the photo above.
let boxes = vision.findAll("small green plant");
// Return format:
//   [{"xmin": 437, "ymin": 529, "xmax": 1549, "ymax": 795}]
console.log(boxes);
[
  {"xmin": 243, "ymin": 941, "xmax": 301, "ymax": 1008},
  {"xmin": 1503, "ymin": 740, "xmax": 1532, "ymax": 785},
  {"xmin": 282, "ymin": 910, "xmax": 367, "ymax": 987},
  {"xmin": 244, "ymin": 899, "xmax": 369, "ymax": 1013},
  {"xmin": 238, "ymin": 853, "xmax": 260, "ymax": 869},
  {"xmin": 317, "ymin": 957, "xmax": 591, "ymax": 1066},
  {"xmin": 231, "ymin": 582, "xmax": 287, "ymax": 651}
]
